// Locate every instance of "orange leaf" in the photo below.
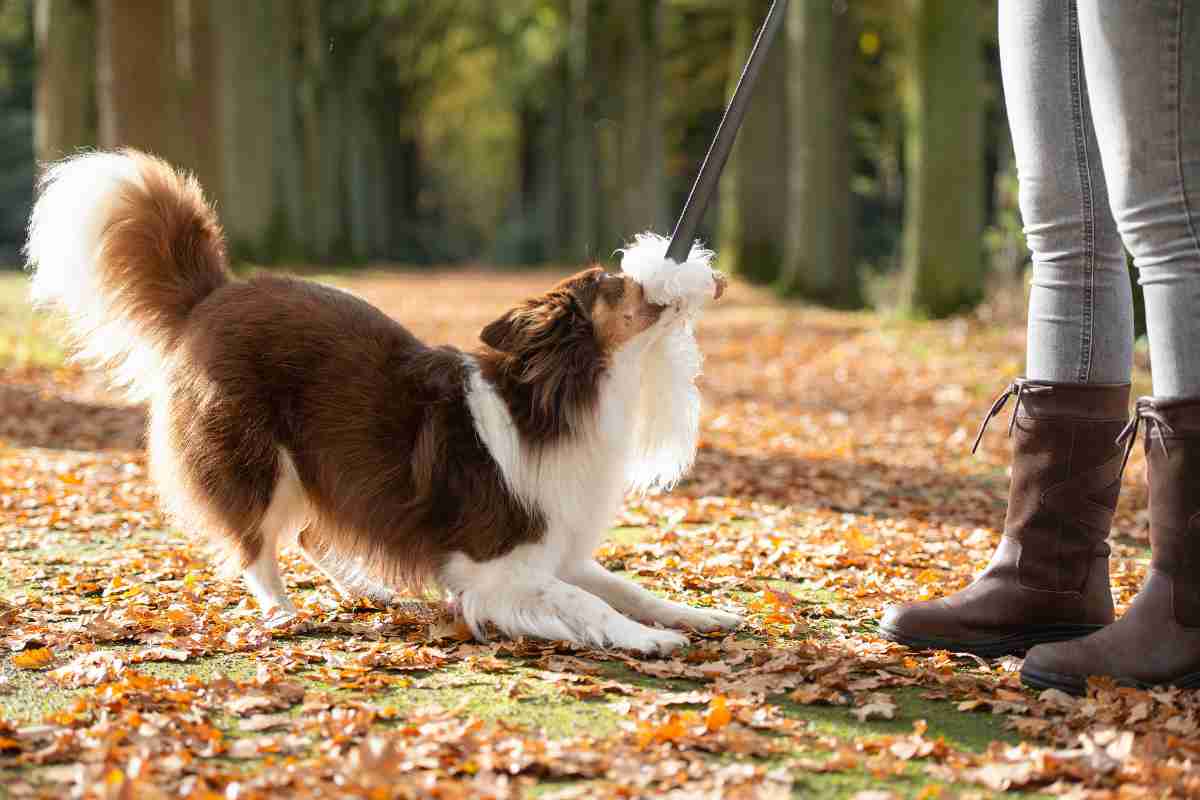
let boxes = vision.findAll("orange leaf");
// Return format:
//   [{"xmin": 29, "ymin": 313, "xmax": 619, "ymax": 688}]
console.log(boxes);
[
  {"xmin": 637, "ymin": 714, "xmax": 688, "ymax": 748},
  {"xmin": 12, "ymin": 648, "xmax": 53, "ymax": 670},
  {"xmin": 705, "ymin": 695, "xmax": 732, "ymax": 732}
]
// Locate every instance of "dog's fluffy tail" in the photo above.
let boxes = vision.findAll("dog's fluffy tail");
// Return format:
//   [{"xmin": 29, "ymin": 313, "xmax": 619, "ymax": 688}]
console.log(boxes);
[{"xmin": 25, "ymin": 149, "xmax": 229, "ymax": 398}]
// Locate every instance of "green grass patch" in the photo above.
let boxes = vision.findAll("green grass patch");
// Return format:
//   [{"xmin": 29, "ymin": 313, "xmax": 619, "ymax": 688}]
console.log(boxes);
[
  {"xmin": 778, "ymin": 686, "xmax": 1017, "ymax": 755},
  {"xmin": 0, "ymin": 273, "xmax": 67, "ymax": 369}
]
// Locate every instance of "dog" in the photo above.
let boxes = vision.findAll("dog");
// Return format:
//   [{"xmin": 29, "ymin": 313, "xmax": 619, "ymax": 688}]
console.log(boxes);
[{"xmin": 25, "ymin": 149, "xmax": 741, "ymax": 654}]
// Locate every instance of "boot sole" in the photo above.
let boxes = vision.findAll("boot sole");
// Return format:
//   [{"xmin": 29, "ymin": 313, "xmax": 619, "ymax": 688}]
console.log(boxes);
[
  {"xmin": 1021, "ymin": 664, "xmax": 1200, "ymax": 696},
  {"xmin": 877, "ymin": 623, "xmax": 1106, "ymax": 660}
]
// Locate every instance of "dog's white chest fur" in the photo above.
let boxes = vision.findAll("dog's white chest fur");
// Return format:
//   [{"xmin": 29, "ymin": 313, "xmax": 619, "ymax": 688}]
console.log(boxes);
[{"xmin": 460, "ymin": 344, "xmax": 640, "ymax": 570}]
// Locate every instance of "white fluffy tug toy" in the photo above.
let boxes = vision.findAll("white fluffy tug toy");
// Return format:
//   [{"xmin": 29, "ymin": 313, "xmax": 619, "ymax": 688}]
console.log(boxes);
[{"xmin": 618, "ymin": 232, "xmax": 724, "ymax": 494}]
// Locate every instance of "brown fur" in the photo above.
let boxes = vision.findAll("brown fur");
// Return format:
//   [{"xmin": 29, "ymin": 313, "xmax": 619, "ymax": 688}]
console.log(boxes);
[
  {"xmin": 94, "ymin": 150, "xmax": 229, "ymax": 366},
  {"xmin": 75, "ymin": 154, "xmax": 667, "ymax": 592}
]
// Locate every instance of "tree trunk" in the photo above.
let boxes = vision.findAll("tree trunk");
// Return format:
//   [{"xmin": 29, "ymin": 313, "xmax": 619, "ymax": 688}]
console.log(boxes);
[
  {"xmin": 538, "ymin": 55, "xmax": 570, "ymax": 262},
  {"xmin": 96, "ymin": 0, "xmax": 179, "ymax": 158},
  {"xmin": 565, "ymin": 0, "xmax": 597, "ymax": 262},
  {"xmin": 297, "ymin": 0, "xmax": 340, "ymax": 262},
  {"xmin": 779, "ymin": 0, "xmax": 857, "ymax": 306},
  {"xmin": 343, "ymin": 42, "xmax": 385, "ymax": 262},
  {"xmin": 614, "ymin": 0, "xmax": 666, "ymax": 239},
  {"xmin": 34, "ymin": 0, "xmax": 96, "ymax": 163},
  {"xmin": 899, "ymin": 0, "xmax": 984, "ymax": 318},
  {"xmin": 717, "ymin": 0, "xmax": 788, "ymax": 284},
  {"xmin": 177, "ymin": 0, "xmax": 221, "ymax": 203},
  {"xmin": 210, "ymin": 0, "xmax": 301, "ymax": 262}
]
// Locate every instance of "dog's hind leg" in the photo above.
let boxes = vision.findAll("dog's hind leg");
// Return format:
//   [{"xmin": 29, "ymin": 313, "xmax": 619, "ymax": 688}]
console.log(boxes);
[
  {"xmin": 150, "ymin": 387, "xmax": 307, "ymax": 624},
  {"xmin": 560, "ymin": 559, "xmax": 742, "ymax": 633},
  {"xmin": 243, "ymin": 544, "xmax": 296, "ymax": 625},
  {"xmin": 242, "ymin": 450, "xmax": 309, "ymax": 625}
]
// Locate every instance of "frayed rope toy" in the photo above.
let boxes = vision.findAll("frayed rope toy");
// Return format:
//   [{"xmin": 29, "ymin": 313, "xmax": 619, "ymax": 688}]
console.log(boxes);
[{"xmin": 618, "ymin": 233, "xmax": 720, "ymax": 315}]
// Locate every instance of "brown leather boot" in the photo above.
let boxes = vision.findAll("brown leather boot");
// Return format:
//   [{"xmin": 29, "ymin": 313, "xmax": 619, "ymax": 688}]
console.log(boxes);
[
  {"xmin": 1023, "ymin": 396, "xmax": 1200, "ymax": 693},
  {"xmin": 879, "ymin": 379, "xmax": 1129, "ymax": 658}
]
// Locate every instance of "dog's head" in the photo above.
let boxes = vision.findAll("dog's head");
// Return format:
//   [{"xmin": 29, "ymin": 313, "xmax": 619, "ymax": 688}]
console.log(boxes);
[
  {"xmin": 477, "ymin": 267, "xmax": 675, "ymax": 443},
  {"xmin": 480, "ymin": 267, "xmax": 668, "ymax": 358}
]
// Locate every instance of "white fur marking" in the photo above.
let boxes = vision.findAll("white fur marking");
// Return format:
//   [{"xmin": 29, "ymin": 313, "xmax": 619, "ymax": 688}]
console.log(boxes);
[
  {"xmin": 239, "ymin": 449, "xmax": 308, "ymax": 619},
  {"xmin": 24, "ymin": 151, "xmax": 164, "ymax": 397},
  {"xmin": 441, "ymin": 548, "xmax": 688, "ymax": 654}
]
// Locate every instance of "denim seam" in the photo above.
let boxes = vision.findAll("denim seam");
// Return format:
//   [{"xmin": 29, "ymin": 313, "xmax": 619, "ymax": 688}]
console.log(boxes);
[
  {"xmin": 1067, "ymin": 1, "xmax": 1096, "ymax": 384},
  {"xmin": 1173, "ymin": 0, "xmax": 1200, "ymax": 263}
]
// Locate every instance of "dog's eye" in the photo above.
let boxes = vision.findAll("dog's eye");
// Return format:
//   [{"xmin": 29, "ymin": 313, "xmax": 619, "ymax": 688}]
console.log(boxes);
[{"xmin": 601, "ymin": 275, "xmax": 626, "ymax": 303}]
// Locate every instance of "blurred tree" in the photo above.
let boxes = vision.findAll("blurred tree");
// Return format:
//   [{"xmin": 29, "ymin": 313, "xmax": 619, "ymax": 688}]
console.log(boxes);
[
  {"xmin": 209, "ymin": 0, "xmax": 303, "ymax": 262},
  {"xmin": 565, "ymin": 0, "xmax": 597, "ymax": 261},
  {"xmin": 779, "ymin": 0, "xmax": 856, "ymax": 306},
  {"xmin": 33, "ymin": 0, "xmax": 94, "ymax": 163},
  {"xmin": 603, "ymin": 0, "xmax": 666, "ymax": 247},
  {"xmin": 662, "ymin": 0, "xmax": 731, "ymax": 253},
  {"xmin": 0, "ymin": 0, "xmax": 34, "ymax": 265},
  {"xmin": 96, "ymin": 0, "xmax": 181, "ymax": 159},
  {"xmin": 4, "ymin": 0, "xmax": 1016, "ymax": 288},
  {"xmin": 717, "ymin": 0, "xmax": 787, "ymax": 285},
  {"xmin": 177, "ymin": 0, "xmax": 221, "ymax": 212},
  {"xmin": 482, "ymin": 0, "xmax": 568, "ymax": 263},
  {"xmin": 898, "ymin": 0, "xmax": 984, "ymax": 318}
]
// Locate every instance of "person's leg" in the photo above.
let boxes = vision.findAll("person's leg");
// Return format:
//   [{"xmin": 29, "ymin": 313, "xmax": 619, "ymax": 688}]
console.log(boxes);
[
  {"xmin": 1023, "ymin": 0, "xmax": 1200, "ymax": 692},
  {"xmin": 1010, "ymin": 3, "xmax": 1133, "ymax": 382},
  {"xmin": 1076, "ymin": 0, "xmax": 1200, "ymax": 397},
  {"xmin": 880, "ymin": 0, "xmax": 1131, "ymax": 657}
]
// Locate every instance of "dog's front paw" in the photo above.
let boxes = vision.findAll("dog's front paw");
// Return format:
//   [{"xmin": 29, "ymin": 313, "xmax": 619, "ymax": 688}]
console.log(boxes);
[
  {"xmin": 262, "ymin": 606, "xmax": 300, "ymax": 629},
  {"xmin": 618, "ymin": 627, "xmax": 689, "ymax": 657},
  {"xmin": 663, "ymin": 606, "xmax": 743, "ymax": 633}
]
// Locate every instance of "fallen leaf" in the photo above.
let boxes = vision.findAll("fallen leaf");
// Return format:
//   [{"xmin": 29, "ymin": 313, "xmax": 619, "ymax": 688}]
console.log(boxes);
[
  {"xmin": 12, "ymin": 647, "xmax": 53, "ymax": 670},
  {"xmin": 705, "ymin": 695, "xmax": 732, "ymax": 732}
]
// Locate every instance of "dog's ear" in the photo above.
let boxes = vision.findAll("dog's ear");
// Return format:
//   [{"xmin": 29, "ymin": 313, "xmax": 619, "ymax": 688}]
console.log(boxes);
[
  {"xmin": 480, "ymin": 308, "xmax": 523, "ymax": 352},
  {"xmin": 481, "ymin": 301, "xmax": 569, "ymax": 354}
]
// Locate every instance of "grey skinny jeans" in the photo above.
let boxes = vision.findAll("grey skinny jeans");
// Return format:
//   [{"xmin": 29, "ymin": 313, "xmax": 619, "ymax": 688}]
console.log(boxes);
[{"xmin": 1001, "ymin": 0, "xmax": 1200, "ymax": 395}]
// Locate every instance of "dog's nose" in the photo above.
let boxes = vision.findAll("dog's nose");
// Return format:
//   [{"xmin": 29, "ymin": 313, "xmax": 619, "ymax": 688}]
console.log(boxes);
[{"xmin": 713, "ymin": 273, "xmax": 728, "ymax": 300}]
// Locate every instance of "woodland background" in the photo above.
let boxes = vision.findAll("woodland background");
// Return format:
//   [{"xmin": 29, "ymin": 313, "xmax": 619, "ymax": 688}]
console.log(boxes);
[
  {"xmin": 0, "ymin": 0, "xmax": 1024, "ymax": 319},
  {"xmin": 1, "ymin": 3, "xmax": 1191, "ymax": 797}
]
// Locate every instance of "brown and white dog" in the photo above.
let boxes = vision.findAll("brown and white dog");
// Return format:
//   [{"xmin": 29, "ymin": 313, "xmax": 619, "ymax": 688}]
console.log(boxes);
[{"xmin": 25, "ymin": 150, "xmax": 740, "ymax": 654}]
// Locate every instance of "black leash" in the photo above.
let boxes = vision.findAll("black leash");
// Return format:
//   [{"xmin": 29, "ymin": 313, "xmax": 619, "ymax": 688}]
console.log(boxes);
[{"xmin": 664, "ymin": 0, "xmax": 790, "ymax": 264}]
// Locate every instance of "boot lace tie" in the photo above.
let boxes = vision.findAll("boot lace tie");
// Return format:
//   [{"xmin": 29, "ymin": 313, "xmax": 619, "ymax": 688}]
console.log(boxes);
[
  {"xmin": 971, "ymin": 381, "xmax": 1053, "ymax": 454},
  {"xmin": 1117, "ymin": 399, "xmax": 1175, "ymax": 474}
]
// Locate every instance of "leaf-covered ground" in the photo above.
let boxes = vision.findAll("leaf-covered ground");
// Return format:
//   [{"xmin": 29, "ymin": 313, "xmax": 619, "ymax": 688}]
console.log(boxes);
[{"xmin": 0, "ymin": 269, "xmax": 1189, "ymax": 799}]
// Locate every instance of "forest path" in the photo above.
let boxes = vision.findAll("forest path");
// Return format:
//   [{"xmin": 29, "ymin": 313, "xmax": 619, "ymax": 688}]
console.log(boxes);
[{"xmin": 0, "ymin": 270, "xmax": 1166, "ymax": 798}]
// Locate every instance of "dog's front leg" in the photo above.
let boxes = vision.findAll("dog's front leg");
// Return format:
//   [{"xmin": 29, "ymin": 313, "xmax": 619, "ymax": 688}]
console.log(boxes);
[
  {"xmin": 297, "ymin": 526, "xmax": 400, "ymax": 606},
  {"xmin": 442, "ymin": 552, "xmax": 689, "ymax": 655},
  {"xmin": 560, "ymin": 560, "xmax": 742, "ymax": 633}
]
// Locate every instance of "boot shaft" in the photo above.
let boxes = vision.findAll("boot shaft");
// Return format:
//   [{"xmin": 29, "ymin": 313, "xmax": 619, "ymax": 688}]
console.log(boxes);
[
  {"xmin": 1141, "ymin": 397, "xmax": 1200, "ymax": 626},
  {"xmin": 988, "ymin": 380, "xmax": 1130, "ymax": 593}
]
